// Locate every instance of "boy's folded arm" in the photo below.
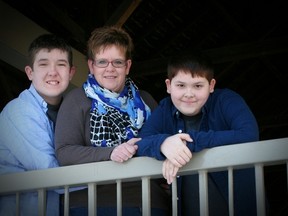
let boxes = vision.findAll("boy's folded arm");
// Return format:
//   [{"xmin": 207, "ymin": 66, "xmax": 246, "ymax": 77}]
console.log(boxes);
[{"xmin": 136, "ymin": 134, "xmax": 171, "ymax": 160}]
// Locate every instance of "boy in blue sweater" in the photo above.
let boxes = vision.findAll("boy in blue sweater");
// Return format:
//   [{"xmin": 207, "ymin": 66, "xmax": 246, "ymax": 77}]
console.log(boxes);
[{"xmin": 136, "ymin": 54, "xmax": 259, "ymax": 216}]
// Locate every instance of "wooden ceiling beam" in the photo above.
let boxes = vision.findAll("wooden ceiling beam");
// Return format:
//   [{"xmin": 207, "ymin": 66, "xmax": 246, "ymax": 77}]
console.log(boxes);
[
  {"xmin": 131, "ymin": 37, "xmax": 288, "ymax": 77},
  {"xmin": 105, "ymin": 0, "xmax": 142, "ymax": 27}
]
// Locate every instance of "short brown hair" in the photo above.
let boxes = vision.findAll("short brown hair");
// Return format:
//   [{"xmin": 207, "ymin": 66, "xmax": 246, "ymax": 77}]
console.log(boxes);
[
  {"xmin": 167, "ymin": 53, "xmax": 214, "ymax": 82},
  {"xmin": 87, "ymin": 26, "xmax": 134, "ymax": 60},
  {"xmin": 28, "ymin": 34, "xmax": 73, "ymax": 67}
]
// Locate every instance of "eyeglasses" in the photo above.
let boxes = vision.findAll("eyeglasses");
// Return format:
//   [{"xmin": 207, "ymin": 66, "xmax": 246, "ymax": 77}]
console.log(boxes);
[{"xmin": 93, "ymin": 59, "xmax": 127, "ymax": 68}]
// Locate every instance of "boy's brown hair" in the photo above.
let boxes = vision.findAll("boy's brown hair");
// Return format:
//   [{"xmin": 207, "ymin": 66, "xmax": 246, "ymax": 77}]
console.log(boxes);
[
  {"xmin": 28, "ymin": 34, "xmax": 73, "ymax": 67},
  {"xmin": 167, "ymin": 53, "xmax": 214, "ymax": 82}
]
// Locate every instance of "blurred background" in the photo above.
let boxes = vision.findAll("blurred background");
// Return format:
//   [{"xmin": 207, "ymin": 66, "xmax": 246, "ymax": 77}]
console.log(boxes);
[{"xmin": 0, "ymin": 0, "xmax": 287, "ymax": 215}]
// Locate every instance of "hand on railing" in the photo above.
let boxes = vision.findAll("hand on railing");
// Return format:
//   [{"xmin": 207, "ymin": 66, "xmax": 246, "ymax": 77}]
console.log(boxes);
[
  {"xmin": 162, "ymin": 159, "xmax": 180, "ymax": 184},
  {"xmin": 110, "ymin": 138, "xmax": 141, "ymax": 162},
  {"xmin": 160, "ymin": 133, "xmax": 193, "ymax": 167}
]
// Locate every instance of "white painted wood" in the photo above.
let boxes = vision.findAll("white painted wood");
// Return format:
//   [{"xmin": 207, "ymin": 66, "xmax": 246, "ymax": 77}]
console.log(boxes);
[
  {"xmin": 64, "ymin": 186, "xmax": 70, "ymax": 216},
  {"xmin": 0, "ymin": 138, "xmax": 287, "ymax": 215},
  {"xmin": 199, "ymin": 170, "xmax": 209, "ymax": 216},
  {"xmin": 141, "ymin": 177, "xmax": 151, "ymax": 216},
  {"xmin": 116, "ymin": 180, "xmax": 122, "ymax": 216},
  {"xmin": 171, "ymin": 179, "xmax": 178, "ymax": 216},
  {"xmin": 88, "ymin": 183, "xmax": 96, "ymax": 216},
  {"xmin": 37, "ymin": 189, "xmax": 46, "ymax": 216},
  {"xmin": 255, "ymin": 164, "xmax": 266, "ymax": 216},
  {"xmin": 228, "ymin": 167, "xmax": 234, "ymax": 216}
]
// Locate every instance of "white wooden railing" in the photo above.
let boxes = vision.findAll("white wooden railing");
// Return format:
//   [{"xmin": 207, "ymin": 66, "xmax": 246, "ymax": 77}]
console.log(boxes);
[{"xmin": 0, "ymin": 138, "xmax": 287, "ymax": 216}]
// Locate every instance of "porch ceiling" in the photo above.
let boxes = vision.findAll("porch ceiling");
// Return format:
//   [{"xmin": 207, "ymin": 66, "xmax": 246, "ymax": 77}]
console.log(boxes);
[{"xmin": 2, "ymin": 0, "xmax": 288, "ymax": 139}]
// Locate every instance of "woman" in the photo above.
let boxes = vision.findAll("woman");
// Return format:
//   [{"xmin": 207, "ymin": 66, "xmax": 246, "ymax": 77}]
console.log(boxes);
[{"xmin": 55, "ymin": 26, "xmax": 170, "ymax": 216}]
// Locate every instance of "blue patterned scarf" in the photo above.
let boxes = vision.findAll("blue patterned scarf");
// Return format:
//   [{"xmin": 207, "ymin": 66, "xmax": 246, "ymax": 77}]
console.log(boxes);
[{"xmin": 83, "ymin": 73, "xmax": 151, "ymax": 147}]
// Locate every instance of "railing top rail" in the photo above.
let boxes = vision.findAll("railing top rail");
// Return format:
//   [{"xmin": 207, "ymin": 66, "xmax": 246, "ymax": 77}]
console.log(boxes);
[
  {"xmin": 0, "ymin": 138, "xmax": 287, "ymax": 194},
  {"xmin": 179, "ymin": 137, "xmax": 288, "ymax": 175}
]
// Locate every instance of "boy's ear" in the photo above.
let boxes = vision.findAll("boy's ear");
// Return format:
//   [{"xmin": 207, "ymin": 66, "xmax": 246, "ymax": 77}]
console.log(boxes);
[
  {"xmin": 209, "ymin": 79, "xmax": 216, "ymax": 93},
  {"xmin": 25, "ymin": 66, "xmax": 33, "ymax": 81},
  {"xmin": 165, "ymin": 79, "xmax": 171, "ymax": 94},
  {"xmin": 69, "ymin": 66, "xmax": 76, "ymax": 81}
]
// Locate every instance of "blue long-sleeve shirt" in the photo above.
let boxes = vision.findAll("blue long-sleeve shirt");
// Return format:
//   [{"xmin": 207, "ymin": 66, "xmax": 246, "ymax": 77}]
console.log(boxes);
[
  {"xmin": 136, "ymin": 88, "xmax": 259, "ymax": 158},
  {"xmin": 0, "ymin": 84, "xmax": 59, "ymax": 216},
  {"xmin": 136, "ymin": 88, "xmax": 259, "ymax": 216}
]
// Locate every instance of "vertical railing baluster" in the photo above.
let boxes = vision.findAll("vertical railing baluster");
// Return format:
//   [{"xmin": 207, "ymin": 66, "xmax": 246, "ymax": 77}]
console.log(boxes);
[
  {"xmin": 199, "ymin": 170, "xmax": 209, "ymax": 216},
  {"xmin": 38, "ymin": 189, "xmax": 46, "ymax": 216},
  {"xmin": 64, "ymin": 186, "xmax": 70, "ymax": 216},
  {"xmin": 141, "ymin": 177, "xmax": 151, "ymax": 216},
  {"xmin": 116, "ymin": 180, "xmax": 122, "ymax": 216},
  {"xmin": 171, "ymin": 178, "xmax": 178, "ymax": 216},
  {"xmin": 286, "ymin": 161, "xmax": 288, "ymax": 192},
  {"xmin": 228, "ymin": 167, "xmax": 234, "ymax": 216},
  {"xmin": 255, "ymin": 164, "xmax": 266, "ymax": 216},
  {"xmin": 88, "ymin": 183, "xmax": 96, "ymax": 216}
]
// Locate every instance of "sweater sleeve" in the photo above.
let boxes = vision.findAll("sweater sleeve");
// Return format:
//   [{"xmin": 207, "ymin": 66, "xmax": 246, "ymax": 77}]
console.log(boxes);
[
  {"xmin": 136, "ymin": 98, "xmax": 174, "ymax": 160},
  {"xmin": 187, "ymin": 90, "xmax": 259, "ymax": 152},
  {"xmin": 55, "ymin": 88, "xmax": 114, "ymax": 166}
]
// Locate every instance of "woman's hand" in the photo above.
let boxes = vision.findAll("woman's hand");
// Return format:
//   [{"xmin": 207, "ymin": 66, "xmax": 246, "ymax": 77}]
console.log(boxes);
[
  {"xmin": 110, "ymin": 138, "xmax": 141, "ymax": 162},
  {"xmin": 160, "ymin": 133, "xmax": 192, "ymax": 167}
]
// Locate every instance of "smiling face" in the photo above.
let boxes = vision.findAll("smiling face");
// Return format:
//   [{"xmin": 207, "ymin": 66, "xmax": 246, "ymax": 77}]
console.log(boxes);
[
  {"xmin": 87, "ymin": 45, "xmax": 131, "ymax": 93},
  {"xmin": 165, "ymin": 70, "xmax": 216, "ymax": 116},
  {"xmin": 25, "ymin": 48, "xmax": 75, "ymax": 105}
]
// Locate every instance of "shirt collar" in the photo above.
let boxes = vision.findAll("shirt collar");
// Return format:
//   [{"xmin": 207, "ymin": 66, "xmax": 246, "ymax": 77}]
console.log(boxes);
[{"xmin": 28, "ymin": 84, "xmax": 48, "ymax": 110}]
